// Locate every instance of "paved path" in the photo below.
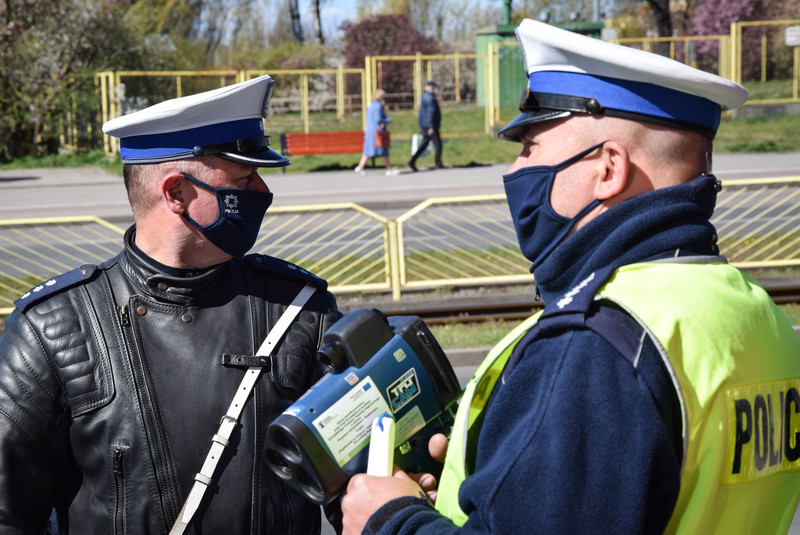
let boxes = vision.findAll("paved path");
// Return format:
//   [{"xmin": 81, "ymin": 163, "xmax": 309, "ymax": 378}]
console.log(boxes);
[
  {"xmin": 0, "ymin": 162, "xmax": 508, "ymax": 222},
  {"xmin": 1, "ymin": 151, "xmax": 799, "ymax": 221}
]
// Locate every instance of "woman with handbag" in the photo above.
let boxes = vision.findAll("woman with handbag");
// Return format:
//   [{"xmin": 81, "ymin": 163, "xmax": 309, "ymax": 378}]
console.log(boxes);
[{"xmin": 355, "ymin": 89, "xmax": 401, "ymax": 176}]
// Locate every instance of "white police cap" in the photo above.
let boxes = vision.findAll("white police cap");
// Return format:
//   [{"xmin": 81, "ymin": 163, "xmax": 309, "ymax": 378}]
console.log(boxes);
[
  {"xmin": 498, "ymin": 20, "xmax": 749, "ymax": 141},
  {"xmin": 102, "ymin": 74, "xmax": 289, "ymax": 167}
]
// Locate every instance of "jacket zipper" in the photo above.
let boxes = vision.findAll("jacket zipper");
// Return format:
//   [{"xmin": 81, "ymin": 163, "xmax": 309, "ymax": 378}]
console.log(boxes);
[
  {"xmin": 113, "ymin": 448, "xmax": 126, "ymax": 534},
  {"xmin": 118, "ymin": 304, "xmax": 179, "ymax": 524},
  {"xmin": 278, "ymin": 480, "xmax": 294, "ymax": 535}
]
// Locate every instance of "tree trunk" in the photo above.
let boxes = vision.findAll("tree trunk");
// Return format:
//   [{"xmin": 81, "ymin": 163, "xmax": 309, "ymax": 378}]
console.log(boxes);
[
  {"xmin": 312, "ymin": 0, "xmax": 324, "ymax": 44},
  {"xmin": 646, "ymin": 0, "xmax": 673, "ymax": 37},
  {"xmin": 289, "ymin": 0, "xmax": 304, "ymax": 43}
]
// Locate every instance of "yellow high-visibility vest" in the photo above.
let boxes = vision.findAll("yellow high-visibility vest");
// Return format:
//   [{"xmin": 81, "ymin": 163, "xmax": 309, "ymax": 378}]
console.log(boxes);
[{"xmin": 435, "ymin": 261, "xmax": 800, "ymax": 533}]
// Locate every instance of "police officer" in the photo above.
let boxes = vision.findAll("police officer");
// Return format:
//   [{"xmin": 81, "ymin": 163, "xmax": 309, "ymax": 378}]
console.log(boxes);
[
  {"xmin": 0, "ymin": 75, "xmax": 341, "ymax": 533},
  {"xmin": 341, "ymin": 20, "xmax": 800, "ymax": 534}
]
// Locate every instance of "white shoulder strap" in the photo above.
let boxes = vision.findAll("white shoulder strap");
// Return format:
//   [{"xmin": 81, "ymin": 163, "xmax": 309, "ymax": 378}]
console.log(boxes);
[{"xmin": 170, "ymin": 284, "xmax": 318, "ymax": 534}]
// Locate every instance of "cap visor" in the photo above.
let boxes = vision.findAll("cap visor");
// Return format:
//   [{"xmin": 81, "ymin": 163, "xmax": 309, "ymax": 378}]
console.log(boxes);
[
  {"xmin": 497, "ymin": 110, "xmax": 572, "ymax": 142},
  {"xmin": 218, "ymin": 147, "xmax": 290, "ymax": 168}
]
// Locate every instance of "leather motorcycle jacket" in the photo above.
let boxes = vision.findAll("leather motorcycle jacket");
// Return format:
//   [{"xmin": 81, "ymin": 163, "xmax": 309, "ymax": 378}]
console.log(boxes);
[{"xmin": 0, "ymin": 227, "xmax": 340, "ymax": 534}]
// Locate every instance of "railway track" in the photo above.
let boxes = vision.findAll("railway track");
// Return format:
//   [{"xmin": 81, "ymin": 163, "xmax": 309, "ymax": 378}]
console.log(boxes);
[
  {"xmin": 344, "ymin": 279, "xmax": 800, "ymax": 325},
  {"xmin": 2, "ymin": 282, "xmax": 797, "ymax": 337},
  {"xmin": 764, "ymin": 281, "xmax": 800, "ymax": 304}
]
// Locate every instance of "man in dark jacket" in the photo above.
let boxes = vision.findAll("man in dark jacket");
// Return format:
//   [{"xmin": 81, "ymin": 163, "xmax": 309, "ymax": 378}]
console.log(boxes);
[
  {"xmin": 408, "ymin": 81, "xmax": 443, "ymax": 171},
  {"xmin": 0, "ymin": 75, "xmax": 341, "ymax": 534}
]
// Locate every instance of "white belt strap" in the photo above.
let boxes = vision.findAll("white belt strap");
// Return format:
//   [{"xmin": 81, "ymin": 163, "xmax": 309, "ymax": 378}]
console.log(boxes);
[{"xmin": 170, "ymin": 284, "xmax": 318, "ymax": 534}]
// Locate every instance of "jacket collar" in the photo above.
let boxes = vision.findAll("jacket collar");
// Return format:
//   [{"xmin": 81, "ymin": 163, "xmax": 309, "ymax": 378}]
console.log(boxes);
[
  {"xmin": 118, "ymin": 225, "xmax": 229, "ymax": 305},
  {"xmin": 534, "ymin": 174, "xmax": 720, "ymax": 304}
]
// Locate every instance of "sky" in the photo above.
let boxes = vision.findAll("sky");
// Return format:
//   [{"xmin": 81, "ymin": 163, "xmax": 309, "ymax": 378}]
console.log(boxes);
[
  {"xmin": 312, "ymin": 0, "xmax": 500, "ymax": 42},
  {"xmin": 289, "ymin": 0, "xmax": 615, "ymax": 43},
  {"xmin": 317, "ymin": 0, "xmax": 360, "ymax": 38}
]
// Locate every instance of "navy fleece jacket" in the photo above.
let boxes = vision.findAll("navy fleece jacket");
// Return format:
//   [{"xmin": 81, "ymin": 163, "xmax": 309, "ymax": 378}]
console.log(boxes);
[
  {"xmin": 365, "ymin": 175, "xmax": 722, "ymax": 534},
  {"xmin": 418, "ymin": 91, "xmax": 441, "ymax": 130}
]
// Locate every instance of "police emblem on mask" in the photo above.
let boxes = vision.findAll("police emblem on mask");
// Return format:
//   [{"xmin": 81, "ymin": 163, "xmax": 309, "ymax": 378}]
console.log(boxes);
[{"xmin": 223, "ymin": 193, "xmax": 240, "ymax": 214}]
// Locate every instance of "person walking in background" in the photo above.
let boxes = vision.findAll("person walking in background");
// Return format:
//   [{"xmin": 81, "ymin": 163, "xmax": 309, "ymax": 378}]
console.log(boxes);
[
  {"xmin": 408, "ymin": 80, "xmax": 443, "ymax": 171},
  {"xmin": 355, "ymin": 88, "xmax": 400, "ymax": 176}
]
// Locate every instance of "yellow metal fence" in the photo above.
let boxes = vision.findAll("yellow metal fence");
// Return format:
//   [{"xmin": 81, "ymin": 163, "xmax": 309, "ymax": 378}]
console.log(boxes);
[
  {"xmin": 396, "ymin": 195, "xmax": 530, "ymax": 291},
  {"xmin": 715, "ymin": 177, "xmax": 800, "ymax": 268},
  {"xmin": 91, "ymin": 18, "xmax": 800, "ymax": 158},
  {"xmin": 1, "ymin": 176, "xmax": 800, "ymax": 315},
  {"xmin": 0, "ymin": 216, "xmax": 127, "ymax": 315}
]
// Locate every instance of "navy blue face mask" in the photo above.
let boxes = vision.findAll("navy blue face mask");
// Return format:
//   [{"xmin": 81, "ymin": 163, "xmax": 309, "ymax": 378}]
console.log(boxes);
[
  {"xmin": 180, "ymin": 173, "xmax": 273, "ymax": 259},
  {"xmin": 503, "ymin": 142, "xmax": 606, "ymax": 271}
]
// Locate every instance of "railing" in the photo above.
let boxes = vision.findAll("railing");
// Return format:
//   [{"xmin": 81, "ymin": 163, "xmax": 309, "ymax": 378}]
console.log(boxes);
[
  {"xmin": 254, "ymin": 202, "xmax": 393, "ymax": 294},
  {"xmin": 730, "ymin": 19, "xmax": 800, "ymax": 101},
  {"xmin": 0, "ymin": 216, "xmax": 126, "ymax": 315},
  {"xmin": 92, "ymin": 18, "xmax": 800, "ymax": 159},
  {"xmin": 2, "ymin": 176, "xmax": 800, "ymax": 315},
  {"xmin": 613, "ymin": 35, "xmax": 731, "ymax": 79},
  {"xmin": 396, "ymin": 194, "xmax": 529, "ymax": 295},
  {"xmin": 715, "ymin": 177, "xmax": 800, "ymax": 267},
  {"xmin": 97, "ymin": 67, "xmax": 367, "ymax": 157}
]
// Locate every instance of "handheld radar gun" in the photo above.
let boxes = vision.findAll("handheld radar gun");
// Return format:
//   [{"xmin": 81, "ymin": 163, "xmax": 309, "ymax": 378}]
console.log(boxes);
[{"xmin": 265, "ymin": 309, "xmax": 462, "ymax": 504}]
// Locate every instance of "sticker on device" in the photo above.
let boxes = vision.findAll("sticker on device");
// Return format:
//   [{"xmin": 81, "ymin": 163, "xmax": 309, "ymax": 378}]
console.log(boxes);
[
  {"xmin": 388, "ymin": 368, "xmax": 420, "ymax": 413},
  {"xmin": 312, "ymin": 376, "xmax": 391, "ymax": 467}
]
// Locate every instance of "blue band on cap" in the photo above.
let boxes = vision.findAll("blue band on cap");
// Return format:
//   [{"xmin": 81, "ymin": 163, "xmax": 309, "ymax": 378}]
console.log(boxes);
[
  {"xmin": 529, "ymin": 71, "xmax": 721, "ymax": 132},
  {"xmin": 119, "ymin": 118, "xmax": 264, "ymax": 161}
]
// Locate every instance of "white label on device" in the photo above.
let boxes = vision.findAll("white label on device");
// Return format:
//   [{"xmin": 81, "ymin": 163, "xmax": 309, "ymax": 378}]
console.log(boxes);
[
  {"xmin": 312, "ymin": 376, "xmax": 392, "ymax": 467},
  {"xmin": 394, "ymin": 404, "xmax": 426, "ymax": 444}
]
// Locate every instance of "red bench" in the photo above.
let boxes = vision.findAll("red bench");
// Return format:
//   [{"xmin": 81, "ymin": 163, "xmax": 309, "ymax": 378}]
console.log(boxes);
[{"xmin": 280, "ymin": 130, "xmax": 364, "ymax": 156}]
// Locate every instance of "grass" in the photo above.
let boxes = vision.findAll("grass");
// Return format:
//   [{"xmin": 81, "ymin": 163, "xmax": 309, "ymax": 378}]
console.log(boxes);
[
  {"xmin": 714, "ymin": 113, "xmax": 800, "ymax": 153},
  {"xmin": 0, "ymin": 275, "xmax": 52, "ymax": 310},
  {"xmin": 429, "ymin": 302, "xmax": 800, "ymax": 350},
  {"xmin": 429, "ymin": 318, "xmax": 519, "ymax": 349},
  {"xmin": 4, "ymin": 103, "xmax": 797, "ymax": 175},
  {"xmin": 744, "ymin": 80, "xmax": 797, "ymax": 101},
  {"xmin": 783, "ymin": 304, "xmax": 800, "ymax": 325}
]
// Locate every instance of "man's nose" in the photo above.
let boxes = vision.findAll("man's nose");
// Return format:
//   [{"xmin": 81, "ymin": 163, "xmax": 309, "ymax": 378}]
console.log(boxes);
[
  {"xmin": 249, "ymin": 172, "xmax": 270, "ymax": 193},
  {"xmin": 505, "ymin": 155, "xmax": 529, "ymax": 175}
]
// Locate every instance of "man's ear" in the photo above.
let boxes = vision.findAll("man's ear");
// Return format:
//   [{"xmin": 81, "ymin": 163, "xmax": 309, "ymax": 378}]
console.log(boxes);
[
  {"xmin": 162, "ymin": 173, "xmax": 187, "ymax": 215},
  {"xmin": 593, "ymin": 141, "xmax": 629, "ymax": 201}
]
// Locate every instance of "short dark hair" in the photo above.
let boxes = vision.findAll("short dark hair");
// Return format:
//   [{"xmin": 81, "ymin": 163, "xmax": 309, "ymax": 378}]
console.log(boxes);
[{"xmin": 122, "ymin": 163, "xmax": 149, "ymax": 213}]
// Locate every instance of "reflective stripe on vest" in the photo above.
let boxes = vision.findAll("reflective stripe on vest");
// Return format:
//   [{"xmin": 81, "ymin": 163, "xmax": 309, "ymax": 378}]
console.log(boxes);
[
  {"xmin": 435, "ymin": 262, "xmax": 800, "ymax": 532},
  {"xmin": 435, "ymin": 313, "xmax": 541, "ymax": 525}
]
